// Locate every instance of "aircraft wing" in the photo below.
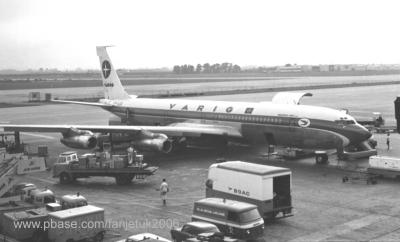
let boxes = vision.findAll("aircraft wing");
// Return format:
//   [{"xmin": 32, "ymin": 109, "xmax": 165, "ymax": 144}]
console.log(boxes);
[{"xmin": 0, "ymin": 124, "xmax": 242, "ymax": 138}]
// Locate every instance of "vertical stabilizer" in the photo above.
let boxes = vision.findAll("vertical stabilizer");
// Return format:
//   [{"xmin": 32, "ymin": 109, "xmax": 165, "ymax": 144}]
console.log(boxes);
[{"xmin": 96, "ymin": 46, "xmax": 130, "ymax": 100}]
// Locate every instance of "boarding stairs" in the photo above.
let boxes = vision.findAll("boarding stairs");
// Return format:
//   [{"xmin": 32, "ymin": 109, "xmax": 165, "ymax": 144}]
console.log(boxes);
[{"xmin": 0, "ymin": 151, "xmax": 19, "ymax": 199}]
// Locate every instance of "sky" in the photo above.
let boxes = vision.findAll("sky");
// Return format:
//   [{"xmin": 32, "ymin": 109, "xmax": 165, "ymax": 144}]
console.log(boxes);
[{"xmin": 0, "ymin": 0, "xmax": 399, "ymax": 70}]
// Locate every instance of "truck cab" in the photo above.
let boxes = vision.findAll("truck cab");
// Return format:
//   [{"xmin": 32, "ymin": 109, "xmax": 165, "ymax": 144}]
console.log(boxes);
[
  {"xmin": 60, "ymin": 194, "xmax": 88, "ymax": 209},
  {"xmin": 57, "ymin": 151, "xmax": 79, "ymax": 164},
  {"xmin": 27, "ymin": 189, "xmax": 56, "ymax": 206}
]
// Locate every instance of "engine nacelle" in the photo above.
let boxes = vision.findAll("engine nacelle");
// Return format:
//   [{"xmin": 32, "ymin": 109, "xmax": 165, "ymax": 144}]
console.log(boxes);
[
  {"xmin": 132, "ymin": 134, "xmax": 173, "ymax": 153},
  {"xmin": 60, "ymin": 135, "xmax": 97, "ymax": 149}
]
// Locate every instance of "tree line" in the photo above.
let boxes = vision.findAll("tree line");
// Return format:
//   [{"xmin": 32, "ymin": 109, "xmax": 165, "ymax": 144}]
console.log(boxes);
[{"xmin": 173, "ymin": 63, "xmax": 241, "ymax": 74}]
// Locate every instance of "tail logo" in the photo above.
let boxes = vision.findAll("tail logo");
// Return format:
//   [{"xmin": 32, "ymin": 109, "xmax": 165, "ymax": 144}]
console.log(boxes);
[{"xmin": 101, "ymin": 60, "xmax": 111, "ymax": 79}]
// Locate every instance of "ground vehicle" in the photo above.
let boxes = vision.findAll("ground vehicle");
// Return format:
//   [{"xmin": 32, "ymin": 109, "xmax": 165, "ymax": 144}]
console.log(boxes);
[
  {"xmin": 60, "ymin": 194, "xmax": 88, "ymax": 209},
  {"xmin": 171, "ymin": 221, "xmax": 224, "ymax": 242},
  {"xmin": 26, "ymin": 188, "xmax": 56, "ymax": 205},
  {"xmin": 47, "ymin": 205, "xmax": 105, "ymax": 242},
  {"xmin": 342, "ymin": 168, "xmax": 378, "ymax": 185},
  {"xmin": 357, "ymin": 112, "xmax": 385, "ymax": 127},
  {"xmin": 2, "ymin": 207, "xmax": 49, "ymax": 241},
  {"xmin": 192, "ymin": 198, "xmax": 264, "ymax": 240},
  {"xmin": 367, "ymin": 155, "xmax": 400, "ymax": 178},
  {"xmin": 53, "ymin": 151, "xmax": 158, "ymax": 185},
  {"xmin": 206, "ymin": 161, "xmax": 292, "ymax": 220},
  {"xmin": 0, "ymin": 189, "xmax": 93, "ymax": 238},
  {"xmin": 2, "ymin": 198, "xmax": 104, "ymax": 242},
  {"xmin": 0, "ymin": 187, "xmax": 57, "ymax": 235},
  {"xmin": 116, "ymin": 232, "xmax": 171, "ymax": 242}
]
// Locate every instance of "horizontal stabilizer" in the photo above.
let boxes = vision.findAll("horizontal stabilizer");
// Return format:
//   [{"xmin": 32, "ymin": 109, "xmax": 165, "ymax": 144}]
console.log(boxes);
[{"xmin": 52, "ymin": 99, "xmax": 112, "ymax": 107}]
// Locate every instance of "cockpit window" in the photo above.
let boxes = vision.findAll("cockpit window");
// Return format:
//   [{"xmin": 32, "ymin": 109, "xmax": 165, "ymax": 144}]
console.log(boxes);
[{"xmin": 335, "ymin": 120, "xmax": 355, "ymax": 125}]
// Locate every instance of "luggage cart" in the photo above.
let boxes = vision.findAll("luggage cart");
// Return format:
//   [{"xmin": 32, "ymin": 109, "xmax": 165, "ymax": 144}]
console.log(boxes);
[{"xmin": 341, "ymin": 168, "xmax": 379, "ymax": 185}]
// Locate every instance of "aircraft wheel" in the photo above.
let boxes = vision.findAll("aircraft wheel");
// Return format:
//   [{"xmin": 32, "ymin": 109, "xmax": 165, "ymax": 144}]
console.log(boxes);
[{"xmin": 315, "ymin": 154, "xmax": 328, "ymax": 164}]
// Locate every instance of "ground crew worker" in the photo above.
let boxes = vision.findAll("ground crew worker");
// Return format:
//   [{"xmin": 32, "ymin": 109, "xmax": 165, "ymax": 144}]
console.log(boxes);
[
  {"xmin": 387, "ymin": 133, "xmax": 390, "ymax": 151},
  {"xmin": 160, "ymin": 178, "xmax": 169, "ymax": 206},
  {"xmin": 127, "ymin": 145, "xmax": 134, "ymax": 165}
]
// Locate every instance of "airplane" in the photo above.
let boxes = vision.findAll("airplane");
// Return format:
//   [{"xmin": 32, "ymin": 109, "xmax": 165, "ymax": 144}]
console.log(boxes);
[{"xmin": 0, "ymin": 46, "xmax": 376, "ymax": 162}]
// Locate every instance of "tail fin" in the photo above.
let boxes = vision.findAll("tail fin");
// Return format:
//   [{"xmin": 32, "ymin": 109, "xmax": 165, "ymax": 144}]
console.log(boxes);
[{"xmin": 96, "ymin": 46, "xmax": 130, "ymax": 100}]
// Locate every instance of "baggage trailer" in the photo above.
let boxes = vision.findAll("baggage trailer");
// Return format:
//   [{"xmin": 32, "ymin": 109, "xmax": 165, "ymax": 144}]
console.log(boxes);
[
  {"xmin": 206, "ymin": 161, "xmax": 293, "ymax": 220},
  {"xmin": 367, "ymin": 155, "xmax": 400, "ymax": 179},
  {"xmin": 341, "ymin": 168, "xmax": 378, "ymax": 185},
  {"xmin": 53, "ymin": 151, "xmax": 158, "ymax": 185},
  {"xmin": 1, "ymin": 207, "xmax": 49, "ymax": 241},
  {"xmin": 47, "ymin": 205, "xmax": 105, "ymax": 242}
]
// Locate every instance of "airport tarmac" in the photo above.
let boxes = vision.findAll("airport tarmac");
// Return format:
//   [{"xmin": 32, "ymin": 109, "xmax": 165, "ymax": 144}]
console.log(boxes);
[
  {"xmin": 1, "ymin": 85, "xmax": 400, "ymax": 241},
  {"xmin": 1, "ymin": 74, "xmax": 399, "ymax": 103}
]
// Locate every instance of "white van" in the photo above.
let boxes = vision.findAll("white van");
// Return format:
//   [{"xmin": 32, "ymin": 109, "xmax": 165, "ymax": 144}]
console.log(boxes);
[{"xmin": 192, "ymin": 198, "xmax": 264, "ymax": 240}]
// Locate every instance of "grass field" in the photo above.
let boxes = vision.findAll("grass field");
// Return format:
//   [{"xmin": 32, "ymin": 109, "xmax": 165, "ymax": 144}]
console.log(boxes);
[{"xmin": 1, "ymin": 70, "xmax": 399, "ymax": 90}]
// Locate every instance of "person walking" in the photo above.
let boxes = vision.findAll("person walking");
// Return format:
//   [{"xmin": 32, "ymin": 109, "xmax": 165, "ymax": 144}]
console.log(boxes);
[
  {"xmin": 386, "ymin": 133, "xmax": 391, "ymax": 151},
  {"xmin": 160, "ymin": 178, "xmax": 169, "ymax": 206}
]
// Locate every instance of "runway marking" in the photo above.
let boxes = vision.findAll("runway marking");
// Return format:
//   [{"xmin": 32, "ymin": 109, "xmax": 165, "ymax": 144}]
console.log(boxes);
[
  {"xmin": 23, "ymin": 133, "xmax": 56, "ymax": 140},
  {"xmin": 290, "ymin": 214, "xmax": 390, "ymax": 242}
]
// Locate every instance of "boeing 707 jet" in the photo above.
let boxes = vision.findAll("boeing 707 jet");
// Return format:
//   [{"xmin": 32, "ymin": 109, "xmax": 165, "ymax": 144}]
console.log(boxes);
[{"xmin": 0, "ymin": 46, "xmax": 376, "ymax": 161}]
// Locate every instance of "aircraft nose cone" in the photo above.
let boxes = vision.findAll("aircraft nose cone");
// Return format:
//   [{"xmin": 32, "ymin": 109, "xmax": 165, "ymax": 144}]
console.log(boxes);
[{"xmin": 357, "ymin": 124, "xmax": 372, "ymax": 141}]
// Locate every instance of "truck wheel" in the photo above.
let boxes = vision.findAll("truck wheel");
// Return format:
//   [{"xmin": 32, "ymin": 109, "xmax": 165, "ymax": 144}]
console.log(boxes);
[
  {"xmin": 60, "ymin": 172, "xmax": 71, "ymax": 184},
  {"xmin": 115, "ymin": 175, "xmax": 131, "ymax": 185}
]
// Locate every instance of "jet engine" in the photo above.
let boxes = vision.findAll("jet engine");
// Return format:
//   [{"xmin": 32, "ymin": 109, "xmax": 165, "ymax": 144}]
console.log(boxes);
[
  {"xmin": 132, "ymin": 131, "xmax": 173, "ymax": 153},
  {"xmin": 60, "ymin": 128, "xmax": 98, "ymax": 149}
]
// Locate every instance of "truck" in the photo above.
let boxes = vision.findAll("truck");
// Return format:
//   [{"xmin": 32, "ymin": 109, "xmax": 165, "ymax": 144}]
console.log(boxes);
[
  {"xmin": 1, "ymin": 207, "xmax": 49, "ymax": 241},
  {"xmin": 367, "ymin": 155, "xmax": 400, "ymax": 179},
  {"xmin": 192, "ymin": 198, "xmax": 264, "ymax": 240},
  {"xmin": 53, "ymin": 151, "xmax": 158, "ymax": 185},
  {"xmin": 206, "ymin": 161, "xmax": 293, "ymax": 220},
  {"xmin": 1, "ymin": 204, "xmax": 105, "ymax": 242},
  {"xmin": 0, "ymin": 187, "xmax": 56, "ymax": 232},
  {"xmin": 355, "ymin": 112, "xmax": 395, "ymax": 133},
  {"xmin": 47, "ymin": 205, "xmax": 105, "ymax": 242},
  {"xmin": 1, "ymin": 192, "xmax": 104, "ymax": 242}
]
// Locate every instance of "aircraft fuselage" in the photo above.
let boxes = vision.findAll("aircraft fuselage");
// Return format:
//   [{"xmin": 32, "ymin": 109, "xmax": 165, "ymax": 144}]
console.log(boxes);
[{"xmin": 101, "ymin": 97, "xmax": 371, "ymax": 150}]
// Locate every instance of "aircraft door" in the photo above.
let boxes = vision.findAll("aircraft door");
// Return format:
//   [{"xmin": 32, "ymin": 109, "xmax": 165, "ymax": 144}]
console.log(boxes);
[
  {"xmin": 289, "ymin": 118, "xmax": 297, "ymax": 132},
  {"xmin": 125, "ymin": 108, "xmax": 134, "ymax": 125}
]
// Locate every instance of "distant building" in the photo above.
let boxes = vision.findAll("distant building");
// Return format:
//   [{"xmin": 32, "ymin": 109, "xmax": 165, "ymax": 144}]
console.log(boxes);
[
  {"xmin": 274, "ymin": 65, "xmax": 302, "ymax": 72},
  {"xmin": 311, "ymin": 66, "xmax": 320, "ymax": 72},
  {"xmin": 319, "ymin": 65, "xmax": 329, "ymax": 72}
]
